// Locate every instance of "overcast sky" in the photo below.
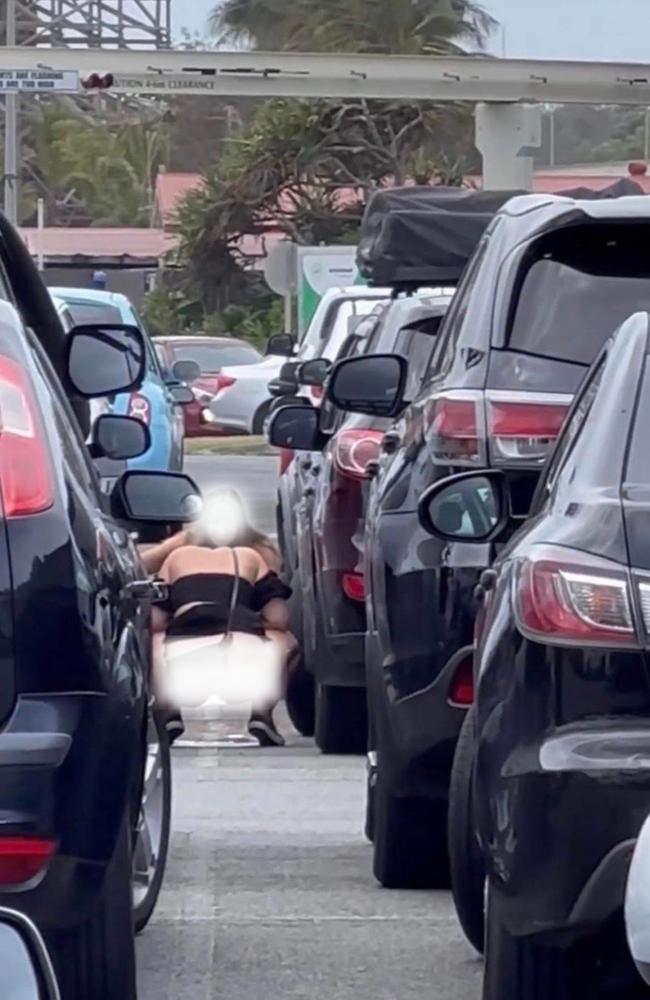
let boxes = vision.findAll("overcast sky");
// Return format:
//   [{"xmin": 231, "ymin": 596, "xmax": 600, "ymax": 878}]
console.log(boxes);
[{"xmin": 178, "ymin": 0, "xmax": 650, "ymax": 63}]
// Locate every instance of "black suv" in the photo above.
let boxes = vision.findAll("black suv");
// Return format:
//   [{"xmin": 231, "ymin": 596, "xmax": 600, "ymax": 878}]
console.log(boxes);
[
  {"xmin": 0, "ymin": 211, "xmax": 199, "ymax": 999},
  {"xmin": 273, "ymin": 293, "xmax": 451, "ymax": 752},
  {"xmin": 419, "ymin": 308, "xmax": 650, "ymax": 999},
  {"xmin": 326, "ymin": 191, "xmax": 650, "ymax": 888}
]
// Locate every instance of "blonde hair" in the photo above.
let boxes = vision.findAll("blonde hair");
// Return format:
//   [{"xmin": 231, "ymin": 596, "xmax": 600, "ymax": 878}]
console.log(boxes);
[{"xmin": 185, "ymin": 488, "xmax": 277, "ymax": 557}]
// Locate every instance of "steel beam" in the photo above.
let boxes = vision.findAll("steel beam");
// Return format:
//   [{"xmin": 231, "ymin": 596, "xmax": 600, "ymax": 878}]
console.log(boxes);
[{"xmin": 0, "ymin": 48, "xmax": 647, "ymax": 103}]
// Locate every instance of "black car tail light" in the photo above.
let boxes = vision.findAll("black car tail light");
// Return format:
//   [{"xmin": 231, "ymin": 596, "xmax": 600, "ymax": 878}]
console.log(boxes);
[
  {"xmin": 425, "ymin": 391, "xmax": 485, "ymax": 467},
  {"xmin": 514, "ymin": 545, "xmax": 638, "ymax": 647},
  {"xmin": 342, "ymin": 572, "xmax": 365, "ymax": 602},
  {"xmin": 448, "ymin": 654, "xmax": 474, "ymax": 707},
  {"xmin": 332, "ymin": 429, "xmax": 384, "ymax": 481},
  {"xmin": 0, "ymin": 837, "xmax": 56, "ymax": 885},
  {"xmin": 0, "ymin": 356, "xmax": 53, "ymax": 517}
]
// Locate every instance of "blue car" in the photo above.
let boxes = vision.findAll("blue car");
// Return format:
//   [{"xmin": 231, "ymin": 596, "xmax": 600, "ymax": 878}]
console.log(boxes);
[{"xmin": 50, "ymin": 288, "xmax": 186, "ymax": 472}]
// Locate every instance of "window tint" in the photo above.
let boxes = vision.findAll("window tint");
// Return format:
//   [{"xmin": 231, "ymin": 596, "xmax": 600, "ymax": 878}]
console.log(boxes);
[
  {"xmin": 402, "ymin": 328, "xmax": 440, "ymax": 397},
  {"xmin": 321, "ymin": 299, "xmax": 386, "ymax": 360},
  {"xmin": 425, "ymin": 241, "xmax": 488, "ymax": 385},
  {"xmin": 625, "ymin": 361, "xmax": 650, "ymax": 485},
  {"xmin": 509, "ymin": 225, "xmax": 650, "ymax": 364},
  {"xmin": 172, "ymin": 342, "xmax": 261, "ymax": 370},
  {"xmin": 65, "ymin": 301, "xmax": 124, "ymax": 326}
]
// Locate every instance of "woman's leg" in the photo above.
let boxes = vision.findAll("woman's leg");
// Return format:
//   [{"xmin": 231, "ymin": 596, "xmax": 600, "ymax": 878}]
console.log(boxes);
[{"xmin": 248, "ymin": 630, "xmax": 298, "ymax": 747}]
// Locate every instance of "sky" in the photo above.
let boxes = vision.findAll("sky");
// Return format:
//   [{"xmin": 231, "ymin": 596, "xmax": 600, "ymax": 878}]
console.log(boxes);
[{"xmin": 177, "ymin": 0, "xmax": 650, "ymax": 62}]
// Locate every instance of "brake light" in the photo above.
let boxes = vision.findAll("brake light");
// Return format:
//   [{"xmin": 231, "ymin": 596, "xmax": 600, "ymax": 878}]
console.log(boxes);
[
  {"xmin": 448, "ymin": 655, "xmax": 474, "ymax": 707},
  {"xmin": 279, "ymin": 448, "xmax": 294, "ymax": 475},
  {"xmin": 0, "ymin": 837, "xmax": 56, "ymax": 885},
  {"xmin": 0, "ymin": 357, "xmax": 53, "ymax": 518},
  {"xmin": 215, "ymin": 375, "xmax": 235, "ymax": 394},
  {"xmin": 342, "ymin": 572, "xmax": 365, "ymax": 602},
  {"xmin": 486, "ymin": 392, "xmax": 570, "ymax": 467},
  {"xmin": 515, "ymin": 545, "xmax": 637, "ymax": 647},
  {"xmin": 128, "ymin": 393, "xmax": 151, "ymax": 425},
  {"xmin": 425, "ymin": 392, "xmax": 484, "ymax": 466},
  {"xmin": 333, "ymin": 429, "xmax": 384, "ymax": 480}
]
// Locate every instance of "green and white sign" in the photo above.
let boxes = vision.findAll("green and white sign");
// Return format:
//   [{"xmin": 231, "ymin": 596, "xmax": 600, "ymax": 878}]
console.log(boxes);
[{"xmin": 297, "ymin": 246, "xmax": 366, "ymax": 336}]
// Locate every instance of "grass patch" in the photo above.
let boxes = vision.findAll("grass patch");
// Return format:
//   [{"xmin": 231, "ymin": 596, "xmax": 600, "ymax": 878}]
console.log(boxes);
[{"xmin": 185, "ymin": 435, "xmax": 277, "ymax": 457}]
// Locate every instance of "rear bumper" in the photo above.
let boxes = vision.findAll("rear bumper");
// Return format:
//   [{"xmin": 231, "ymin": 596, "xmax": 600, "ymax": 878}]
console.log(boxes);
[
  {"xmin": 479, "ymin": 723, "xmax": 650, "ymax": 940},
  {"xmin": 0, "ymin": 692, "xmax": 143, "ymax": 932}
]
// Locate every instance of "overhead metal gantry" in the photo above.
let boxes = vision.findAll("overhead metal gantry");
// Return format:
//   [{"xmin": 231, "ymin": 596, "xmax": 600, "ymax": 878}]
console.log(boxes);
[{"xmin": 5, "ymin": 47, "xmax": 650, "ymax": 188}]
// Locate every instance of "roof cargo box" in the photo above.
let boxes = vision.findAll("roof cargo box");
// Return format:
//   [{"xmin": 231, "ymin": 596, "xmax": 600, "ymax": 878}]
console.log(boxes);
[
  {"xmin": 357, "ymin": 186, "xmax": 524, "ymax": 287},
  {"xmin": 555, "ymin": 178, "xmax": 646, "ymax": 200}
]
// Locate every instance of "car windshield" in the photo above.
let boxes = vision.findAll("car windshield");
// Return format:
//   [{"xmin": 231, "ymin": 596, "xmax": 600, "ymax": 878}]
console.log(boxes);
[
  {"xmin": 509, "ymin": 225, "xmax": 650, "ymax": 364},
  {"xmin": 172, "ymin": 342, "xmax": 261, "ymax": 371},
  {"xmin": 63, "ymin": 301, "xmax": 124, "ymax": 326}
]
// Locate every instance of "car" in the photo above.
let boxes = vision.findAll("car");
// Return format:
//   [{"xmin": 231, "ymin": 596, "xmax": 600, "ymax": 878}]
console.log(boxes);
[
  {"xmin": 50, "ymin": 288, "xmax": 187, "ymax": 472},
  {"xmin": 324, "ymin": 190, "xmax": 650, "ymax": 889},
  {"xmin": 153, "ymin": 334, "xmax": 263, "ymax": 437},
  {"xmin": 418, "ymin": 309, "xmax": 650, "ymax": 999},
  {"xmin": 271, "ymin": 292, "xmax": 452, "ymax": 752},
  {"xmin": 0, "ymin": 216, "xmax": 205, "ymax": 1000},
  {"xmin": 0, "ymin": 907, "xmax": 60, "ymax": 999}
]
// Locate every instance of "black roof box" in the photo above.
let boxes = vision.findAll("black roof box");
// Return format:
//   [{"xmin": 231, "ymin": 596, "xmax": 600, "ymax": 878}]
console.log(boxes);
[
  {"xmin": 357, "ymin": 186, "xmax": 525, "ymax": 287},
  {"xmin": 554, "ymin": 177, "xmax": 646, "ymax": 200}
]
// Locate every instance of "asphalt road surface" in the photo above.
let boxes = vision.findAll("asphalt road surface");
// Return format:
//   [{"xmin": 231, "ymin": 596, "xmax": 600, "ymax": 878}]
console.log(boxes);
[
  {"xmin": 136, "ymin": 722, "xmax": 482, "ymax": 1000},
  {"xmin": 185, "ymin": 454, "xmax": 279, "ymax": 538},
  {"xmin": 137, "ymin": 454, "xmax": 480, "ymax": 999}
]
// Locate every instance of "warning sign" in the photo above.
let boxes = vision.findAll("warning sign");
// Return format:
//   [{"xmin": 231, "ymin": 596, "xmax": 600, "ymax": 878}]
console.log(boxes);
[{"xmin": 0, "ymin": 70, "xmax": 79, "ymax": 93}]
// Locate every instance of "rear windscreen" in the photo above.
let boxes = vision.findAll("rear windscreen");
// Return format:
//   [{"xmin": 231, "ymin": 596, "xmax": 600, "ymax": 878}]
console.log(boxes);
[
  {"xmin": 65, "ymin": 301, "xmax": 123, "ymax": 326},
  {"xmin": 508, "ymin": 224, "xmax": 650, "ymax": 365}
]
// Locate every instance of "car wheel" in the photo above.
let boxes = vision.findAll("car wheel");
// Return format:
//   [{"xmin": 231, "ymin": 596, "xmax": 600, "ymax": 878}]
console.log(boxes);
[
  {"xmin": 253, "ymin": 400, "xmax": 271, "ymax": 436},
  {"xmin": 314, "ymin": 683, "xmax": 367, "ymax": 754},
  {"xmin": 49, "ymin": 813, "xmax": 137, "ymax": 1000},
  {"xmin": 285, "ymin": 660, "xmax": 316, "ymax": 737},
  {"xmin": 372, "ymin": 767, "xmax": 449, "ymax": 889},
  {"xmin": 133, "ymin": 706, "xmax": 172, "ymax": 933},
  {"xmin": 448, "ymin": 704, "xmax": 485, "ymax": 954}
]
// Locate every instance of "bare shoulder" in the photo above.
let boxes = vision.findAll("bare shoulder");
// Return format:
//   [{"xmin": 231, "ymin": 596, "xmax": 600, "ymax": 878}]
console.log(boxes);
[{"xmin": 255, "ymin": 543, "xmax": 281, "ymax": 574}]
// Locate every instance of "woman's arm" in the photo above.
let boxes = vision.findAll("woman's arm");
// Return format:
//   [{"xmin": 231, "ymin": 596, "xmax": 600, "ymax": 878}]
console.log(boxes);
[
  {"xmin": 139, "ymin": 530, "xmax": 187, "ymax": 575},
  {"xmin": 260, "ymin": 598, "xmax": 290, "ymax": 632},
  {"xmin": 255, "ymin": 543, "xmax": 281, "ymax": 575}
]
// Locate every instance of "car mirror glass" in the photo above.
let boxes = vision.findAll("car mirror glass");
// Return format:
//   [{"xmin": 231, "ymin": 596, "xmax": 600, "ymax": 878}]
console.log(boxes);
[
  {"xmin": 67, "ymin": 324, "xmax": 145, "ymax": 398},
  {"xmin": 92, "ymin": 415, "xmax": 150, "ymax": 460},
  {"xmin": 299, "ymin": 358, "xmax": 331, "ymax": 387},
  {"xmin": 114, "ymin": 472, "xmax": 203, "ymax": 523},
  {"xmin": 172, "ymin": 360, "xmax": 200, "ymax": 383},
  {"xmin": 169, "ymin": 384, "xmax": 195, "ymax": 405},
  {"xmin": 268, "ymin": 405, "xmax": 321, "ymax": 451},
  {"xmin": 420, "ymin": 475, "xmax": 502, "ymax": 541},
  {"xmin": 328, "ymin": 354, "xmax": 406, "ymax": 417}
]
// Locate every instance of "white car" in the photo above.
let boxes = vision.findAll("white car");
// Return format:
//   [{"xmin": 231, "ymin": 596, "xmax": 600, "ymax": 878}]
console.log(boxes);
[{"xmin": 208, "ymin": 287, "xmax": 389, "ymax": 435}]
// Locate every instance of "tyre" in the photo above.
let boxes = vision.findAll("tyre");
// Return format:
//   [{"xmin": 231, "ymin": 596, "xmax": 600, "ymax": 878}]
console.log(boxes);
[
  {"xmin": 314, "ymin": 683, "xmax": 367, "ymax": 754},
  {"xmin": 448, "ymin": 705, "xmax": 485, "ymax": 954},
  {"xmin": 253, "ymin": 400, "xmax": 271, "ymax": 436},
  {"xmin": 133, "ymin": 706, "xmax": 172, "ymax": 933},
  {"xmin": 49, "ymin": 813, "xmax": 137, "ymax": 1000},
  {"xmin": 285, "ymin": 662, "xmax": 316, "ymax": 737},
  {"xmin": 373, "ymin": 769, "xmax": 449, "ymax": 889}
]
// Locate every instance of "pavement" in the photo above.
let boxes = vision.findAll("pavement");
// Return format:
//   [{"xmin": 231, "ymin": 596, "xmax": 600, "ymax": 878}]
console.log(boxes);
[{"xmin": 135, "ymin": 454, "xmax": 481, "ymax": 999}]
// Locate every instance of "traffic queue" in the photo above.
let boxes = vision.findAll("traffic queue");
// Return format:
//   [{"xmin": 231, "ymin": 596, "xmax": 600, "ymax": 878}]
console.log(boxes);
[{"xmin": 267, "ymin": 178, "xmax": 650, "ymax": 999}]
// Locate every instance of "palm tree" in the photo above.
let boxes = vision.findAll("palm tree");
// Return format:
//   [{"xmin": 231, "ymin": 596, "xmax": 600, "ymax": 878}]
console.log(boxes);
[{"xmin": 211, "ymin": 0, "xmax": 497, "ymax": 54}]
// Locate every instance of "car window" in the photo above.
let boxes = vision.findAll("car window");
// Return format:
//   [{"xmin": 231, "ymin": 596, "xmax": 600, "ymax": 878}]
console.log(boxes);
[
  {"xmin": 321, "ymin": 300, "xmax": 386, "ymax": 361},
  {"xmin": 402, "ymin": 327, "xmax": 441, "ymax": 397},
  {"xmin": 63, "ymin": 301, "xmax": 124, "ymax": 326},
  {"xmin": 509, "ymin": 224, "xmax": 650, "ymax": 364},
  {"xmin": 172, "ymin": 342, "xmax": 261, "ymax": 370}
]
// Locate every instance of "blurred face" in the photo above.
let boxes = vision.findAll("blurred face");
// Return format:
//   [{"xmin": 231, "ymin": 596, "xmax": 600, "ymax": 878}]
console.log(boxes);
[{"xmin": 195, "ymin": 491, "xmax": 248, "ymax": 546}]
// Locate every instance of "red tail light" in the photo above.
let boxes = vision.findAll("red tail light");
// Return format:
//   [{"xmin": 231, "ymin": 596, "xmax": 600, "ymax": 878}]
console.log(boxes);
[
  {"xmin": 342, "ymin": 572, "xmax": 365, "ymax": 602},
  {"xmin": 515, "ymin": 545, "xmax": 637, "ymax": 647},
  {"xmin": 215, "ymin": 375, "xmax": 235, "ymax": 394},
  {"xmin": 448, "ymin": 655, "xmax": 474, "ymax": 707},
  {"xmin": 426, "ymin": 392, "xmax": 484, "ymax": 466},
  {"xmin": 127, "ymin": 393, "xmax": 151, "ymax": 425},
  {"xmin": 333, "ymin": 429, "xmax": 384, "ymax": 480},
  {"xmin": 279, "ymin": 448, "xmax": 294, "ymax": 475},
  {"xmin": 0, "ymin": 837, "xmax": 56, "ymax": 885},
  {"xmin": 0, "ymin": 357, "xmax": 53, "ymax": 518},
  {"xmin": 486, "ymin": 392, "xmax": 570, "ymax": 467}
]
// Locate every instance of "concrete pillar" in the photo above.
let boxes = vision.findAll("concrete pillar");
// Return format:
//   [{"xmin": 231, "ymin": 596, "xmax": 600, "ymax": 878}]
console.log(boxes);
[{"xmin": 475, "ymin": 103, "xmax": 542, "ymax": 191}]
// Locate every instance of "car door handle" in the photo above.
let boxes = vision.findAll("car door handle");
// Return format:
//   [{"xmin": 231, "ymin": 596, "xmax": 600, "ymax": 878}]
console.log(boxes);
[{"xmin": 121, "ymin": 580, "xmax": 169, "ymax": 604}]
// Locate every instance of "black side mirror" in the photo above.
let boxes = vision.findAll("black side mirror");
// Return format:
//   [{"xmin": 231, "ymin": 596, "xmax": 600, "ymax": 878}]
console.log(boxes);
[
  {"xmin": 0, "ymin": 908, "xmax": 60, "ymax": 999},
  {"xmin": 112, "ymin": 471, "xmax": 203, "ymax": 524},
  {"xmin": 328, "ymin": 354, "xmax": 408, "ymax": 417},
  {"xmin": 66, "ymin": 324, "xmax": 146, "ymax": 398},
  {"xmin": 169, "ymin": 384, "xmax": 195, "ymax": 405},
  {"xmin": 266, "ymin": 333, "xmax": 296, "ymax": 357},
  {"xmin": 172, "ymin": 360, "xmax": 201, "ymax": 383},
  {"xmin": 418, "ymin": 470, "xmax": 509, "ymax": 543},
  {"xmin": 267, "ymin": 405, "xmax": 324, "ymax": 451},
  {"xmin": 299, "ymin": 358, "xmax": 331, "ymax": 387},
  {"xmin": 91, "ymin": 414, "xmax": 150, "ymax": 460}
]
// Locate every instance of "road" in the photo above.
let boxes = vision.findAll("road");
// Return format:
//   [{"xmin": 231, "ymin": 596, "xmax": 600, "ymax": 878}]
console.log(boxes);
[{"xmin": 136, "ymin": 455, "xmax": 480, "ymax": 1000}]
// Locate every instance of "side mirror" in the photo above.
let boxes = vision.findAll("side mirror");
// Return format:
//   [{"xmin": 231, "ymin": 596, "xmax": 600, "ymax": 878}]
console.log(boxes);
[
  {"xmin": 91, "ymin": 414, "xmax": 150, "ymax": 460},
  {"xmin": 0, "ymin": 909, "xmax": 60, "ymax": 999},
  {"xmin": 172, "ymin": 359, "xmax": 201, "ymax": 383},
  {"xmin": 418, "ymin": 470, "xmax": 509, "ymax": 543},
  {"xmin": 626, "ymin": 813, "xmax": 650, "ymax": 987},
  {"xmin": 169, "ymin": 384, "xmax": 195, "ymax": 405},
  {"xmin": 266, "ymin": 333, "xmax": 296, "ymax": 357},
  {"xmin": 112, "ymin": 471, "xmax": 203, "ymax": 524},
  {"xmin": 299, "ymin": 358, "xmax": 331, "ymax": 387},
  {"xmin": 267, "ymin": 405, "xmax": 323, "ymax": 452},
  {"xmin": 328, "ymin": 354, "xmax": 408, "ymax": 417},
  {"xmin": 66, "ymin": 324, "xmax": 146, "ymax": 399}
]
